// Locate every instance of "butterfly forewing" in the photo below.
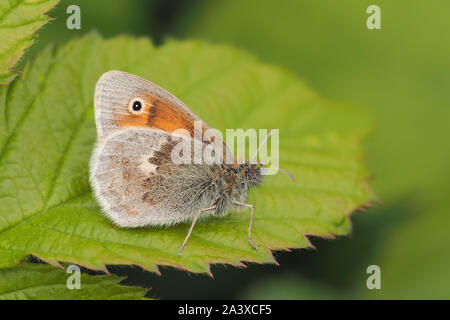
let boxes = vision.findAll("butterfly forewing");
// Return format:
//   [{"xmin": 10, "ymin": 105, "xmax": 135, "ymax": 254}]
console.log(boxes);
[{"xmin": 94, "ymin": 70, "xmax": 232, "ymax": 162}]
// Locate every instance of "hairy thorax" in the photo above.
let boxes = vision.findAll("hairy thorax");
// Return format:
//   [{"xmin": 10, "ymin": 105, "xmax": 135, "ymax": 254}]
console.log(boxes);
[{"xmin": 206, "ymin": 163, "xmax": 263, "ymax": 216}]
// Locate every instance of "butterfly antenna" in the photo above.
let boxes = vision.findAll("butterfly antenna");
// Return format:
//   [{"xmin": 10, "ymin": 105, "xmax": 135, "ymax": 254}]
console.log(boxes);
[
  {"xmin": 251, "ymin": 129, "xmax": 295, "ymax": 182},
  {"xmin": 276, "ymin": 167, "xmax": 295, "ymax": 182},
  {"xmin": 251, "ymin": 129, "xmax": 274, "ymax": 163},
  {"xmin": 260, "ymin": 161, "xmax": 295, "ymax": 182}
]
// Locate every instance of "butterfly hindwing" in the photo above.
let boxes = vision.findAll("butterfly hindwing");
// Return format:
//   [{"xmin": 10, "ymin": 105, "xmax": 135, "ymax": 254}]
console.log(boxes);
[{"xmin": 90, "ymin": 127, "xmax": 216, "ymax": 227}]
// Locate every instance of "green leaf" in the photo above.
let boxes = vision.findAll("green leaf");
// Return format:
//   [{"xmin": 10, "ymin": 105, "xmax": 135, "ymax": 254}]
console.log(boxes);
[
  {"xmin": 0, "ymin": 33, "xmax": 375, "ymax": 274},
  {"xmin": 0, "ymin": 263, "xmax": 147, "ymax": 300},
  {"xmin": 0, "ymin": 0, "xmax": 59, "ymax": 84}
]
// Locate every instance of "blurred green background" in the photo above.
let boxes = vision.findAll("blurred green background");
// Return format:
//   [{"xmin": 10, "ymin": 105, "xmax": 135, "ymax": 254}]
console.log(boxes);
[{"xmin": 30, "ymin": 0, "xmax": 450, "ymax": 299}]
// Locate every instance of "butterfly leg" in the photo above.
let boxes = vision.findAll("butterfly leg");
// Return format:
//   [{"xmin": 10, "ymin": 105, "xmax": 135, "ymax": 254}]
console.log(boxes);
[
  {"xmin": 178, "ymin": 206, "xmax": 217, "ymax": 256},
  {"xmin": 233, "ymin": 202, "xmax": 259, "ymax": 250}
]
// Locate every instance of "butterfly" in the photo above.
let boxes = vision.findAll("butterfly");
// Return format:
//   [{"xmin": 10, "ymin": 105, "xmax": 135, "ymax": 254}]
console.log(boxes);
[{"xmin": 89, "ymin": 70, "xmax": 292, "ymax": 256}]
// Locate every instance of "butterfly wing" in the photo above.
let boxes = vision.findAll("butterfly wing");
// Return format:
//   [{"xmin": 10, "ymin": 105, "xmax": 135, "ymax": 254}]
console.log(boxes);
[
  {"xmin": 90, "ymin": 127, "xmax": 217, "ymax": 227},
  {"xmin": 94, "ymin": 70, "xmax": 232, "ymax": 162}
]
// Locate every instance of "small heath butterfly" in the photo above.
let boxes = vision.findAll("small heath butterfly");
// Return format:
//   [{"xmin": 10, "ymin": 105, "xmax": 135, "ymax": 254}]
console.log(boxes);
[{"xmin": 89, "ymin": 71, "xmax": 293, "ymax": 255}]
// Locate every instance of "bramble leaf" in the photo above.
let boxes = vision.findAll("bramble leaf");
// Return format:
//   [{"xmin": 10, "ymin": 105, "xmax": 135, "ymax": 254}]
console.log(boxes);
[
  {"xmin": 0, "ymin": 0, "xmax": 59, "ymax": 84},
  {"xmin": 0, "ymin": 263, "xmax": 147, "ymax": 300},
  {"xmin": 0, "ymin": 34, "xmax": 375, "ymax": 273}
]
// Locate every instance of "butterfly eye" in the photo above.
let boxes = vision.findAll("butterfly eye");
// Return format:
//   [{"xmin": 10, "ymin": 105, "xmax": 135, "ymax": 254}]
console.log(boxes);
[
  {"xmin": 128, "ymin": 98, "xmax": 145, "ymax": 114},
  {"xmin": 133, "ymin": 101, "xmax": 142, "ymax": 111}
]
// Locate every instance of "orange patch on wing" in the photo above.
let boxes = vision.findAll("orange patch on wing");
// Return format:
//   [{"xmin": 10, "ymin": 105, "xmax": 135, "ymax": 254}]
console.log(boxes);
[{"xmin": 116, "ymin": 93, "xmax": 198, "ymax": 137}]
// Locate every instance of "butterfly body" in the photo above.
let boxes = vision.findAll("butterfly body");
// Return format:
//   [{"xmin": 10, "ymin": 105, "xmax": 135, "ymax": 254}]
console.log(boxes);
[
  {"xmin": 91, "ymin": 125, "xmax": 263, "ymax": 227},
  {"xmin": 90, "ymin": 71, "xmax": 267, "ymax": 254}
]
